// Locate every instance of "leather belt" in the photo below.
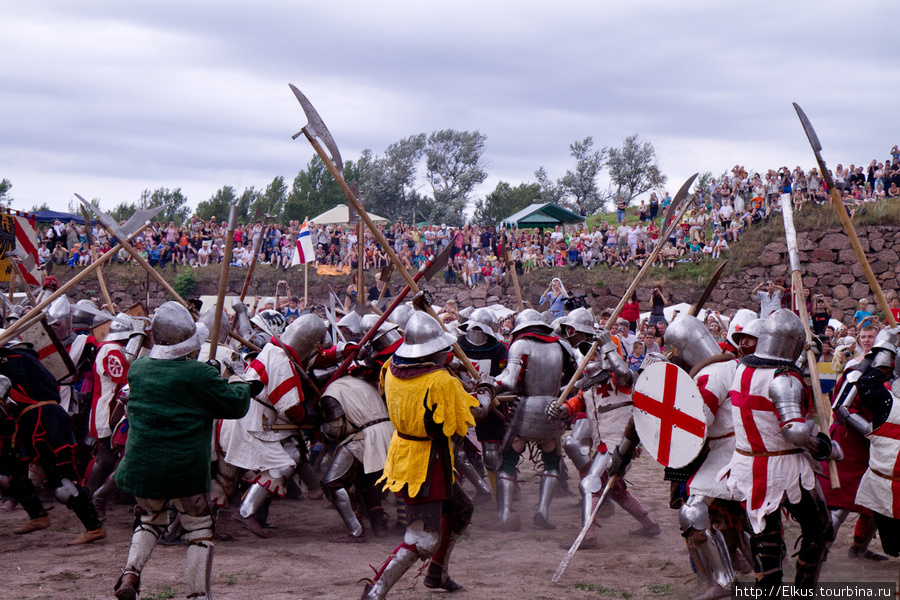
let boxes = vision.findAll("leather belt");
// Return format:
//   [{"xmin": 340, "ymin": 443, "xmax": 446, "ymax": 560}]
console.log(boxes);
[
  {"xmin": 396, "ymin": 432, "xmax": 430, "ymax": 442},
  {"xmin": 736, "ymin": 447, "xmax": 802, "ymax": 458},
  {"xmin": 872, "ymin": 468, "xmax": 900, "ymax": 482},
  {"xmin": 709, "ymin": 432, "xmax": 736, "ymax": 441},
  {"xmin": 17, "ymin": 400, "xmax": 58, "ymax": 419}
]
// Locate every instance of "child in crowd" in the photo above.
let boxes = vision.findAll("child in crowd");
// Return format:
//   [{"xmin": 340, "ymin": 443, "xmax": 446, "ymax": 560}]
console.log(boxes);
[{"xmin": 628, "ymin": 341, "xmax": 645, "ymax": 372}]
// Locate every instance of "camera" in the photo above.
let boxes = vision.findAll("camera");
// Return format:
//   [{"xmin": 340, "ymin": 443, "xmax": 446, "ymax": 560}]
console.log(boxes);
[{"xmin": 564, "ymin": 294, "xmax": 587, "ymax": 311}]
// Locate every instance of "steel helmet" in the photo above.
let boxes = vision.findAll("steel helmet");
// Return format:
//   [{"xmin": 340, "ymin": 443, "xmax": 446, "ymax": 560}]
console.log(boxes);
[
  {"xmin": 394, "ymin": 311, "xmax": 457, "ymax": 359},
  {"xmin": 360, "ymin": 314, "xmax": 402, "ymax": 352},
  {"xmin": 46, "ymin": 295, "xmax": 72, "ymax": 341},
  {"xmin": 251, "ymin": 309, "xmax": 287, "ymax": 337},
  {"xmin": 512, "ymin": 308, "xmax": 553, "ymax": 336},
  {"xmin": 198, "ymin": 307, "xmax": 229, "ymax": 345},
  {"xmin": 461, "ymin": 307, "xmax": 500, "ymax": 344},
  {"xmin": 726, "ymin": 309, "xmax": 758, "ymax": 348},
  {"xmin": 664, "ymin": 314, "xmax": 721, "ymax": 371},
  {"xmin": 755, "ymin": 309, "xmax": 805, "ymax": 362},
  {"xmin": 149, "ymin": 301, "xmax": 206, "ymax": 359},
  {"xmin": 279, "ymin": 313, "xmax": 329, "ymax": 364},
  {"xmin": 105, "ymin": 314, "xmax": 138, "ymax": 343}
]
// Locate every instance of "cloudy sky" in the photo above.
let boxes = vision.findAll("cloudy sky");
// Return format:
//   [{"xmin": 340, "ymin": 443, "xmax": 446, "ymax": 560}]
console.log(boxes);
[{"xmin": 1, "ymin": 1, "xmax": 897, "ymax": 217}]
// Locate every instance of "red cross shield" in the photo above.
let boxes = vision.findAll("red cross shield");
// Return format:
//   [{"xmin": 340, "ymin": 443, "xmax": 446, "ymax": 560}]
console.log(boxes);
[{"xmin": 632, "ymin": 361, "xmax": 707, "ymax": 469}]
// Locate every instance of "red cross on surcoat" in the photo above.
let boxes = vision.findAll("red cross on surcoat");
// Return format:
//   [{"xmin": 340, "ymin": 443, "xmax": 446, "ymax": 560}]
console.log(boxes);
[{"xmin": 632, "ymin": 362, "xmax": 706, "ymax": 466}]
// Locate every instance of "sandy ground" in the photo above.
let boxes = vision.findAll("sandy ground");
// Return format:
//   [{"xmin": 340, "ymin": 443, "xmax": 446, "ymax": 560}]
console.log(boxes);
[{"xmin": 1, "ymin": 454, "xmax": 897, "ymax": 600}]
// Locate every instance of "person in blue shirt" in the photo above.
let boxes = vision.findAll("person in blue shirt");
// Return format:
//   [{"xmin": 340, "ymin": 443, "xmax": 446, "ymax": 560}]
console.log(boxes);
[
  {"xmin": 853, "ymin": 298, "xmax": 873, "ymax": 326},
  {"xmin": 540, "ymin": 277, "xmax": 568, "ymax": 318}
]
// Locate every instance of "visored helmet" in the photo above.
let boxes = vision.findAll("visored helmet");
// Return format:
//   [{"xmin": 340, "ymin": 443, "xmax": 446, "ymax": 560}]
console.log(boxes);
[
  {"xmin": 664, "ymin": 314, "xmax": 721, "ymax": 371},
  {"xmin": 461, "ymin": 307, "xmax": 500, "ymax": 346},
  {"xmin": 46, "ymin": 295, "xmax": 72, "ymax": 341},
  {"xmin": 755, "ymin": 309, "xmax": 805, "ymax": 362},
  {"xmin": 360, "ymin": 313, "xmax": 402, "ymax": 353},
  {"xmin": 105, "ymin": 314, "xmax": 138, "ymax": 343},
  {"xmin": 337, "ymin": 311, "xmax": 362, "ymax": 336},
  {"xmin": 394, "ymin": 312, "xmax": 457, "ymax": 359},
  {"xmin": 72, "ymin": 299, "xmax": 99, "ymax": 331},
  {"xmin": 279, "ymin": 313, "xmax": 328, "ymax": 364},
  {"xmin": 251, "ymin": 309, "xmax": 287, "ymax": 337},
  {"xmin": 726, "ymin": 309, "xmax": 758, "ymax": 348}
]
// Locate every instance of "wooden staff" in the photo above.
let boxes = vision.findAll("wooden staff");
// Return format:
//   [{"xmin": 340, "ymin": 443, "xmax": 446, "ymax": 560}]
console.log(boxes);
[
  {"xmin": 0, "ymin": 223, "xmax": 150, "ymax": 346},
  {"xmin": 210, "ymin": 205, "xmax": 239, "ymax": 361},
  {"xmin": 296, "ymin": 124, "xmax": 480, "ymax": 378},
  {"xmin": 553, "ymin": 175, "xmax": 697, "ymax": 406},
  {"xmin": 503, "ymin": 231, "xmax": 524, "ymax": 312},
  {"xmin": 793, "ymin": 103, "xmax": 897, "ymax": 328},
  {"xmin": 781, "ymin": 193, "xmax": 840, "ymax": 488},
  {"xmin": 80, "ymin": 207, "xmax": 114, "ymax": 310},
  {"xmin": 356, "ymin": 220, "xmax": 365, "ymax": 315}
]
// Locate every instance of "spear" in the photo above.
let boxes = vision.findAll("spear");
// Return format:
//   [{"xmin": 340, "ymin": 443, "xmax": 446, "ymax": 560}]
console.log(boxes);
[
  {"xmin": 209, "ymin": 205, "xmax": 239, "ymax": 361},
  {"xmin": 552, "ymin": 174, "xmax": 697, "ymax": 407}
]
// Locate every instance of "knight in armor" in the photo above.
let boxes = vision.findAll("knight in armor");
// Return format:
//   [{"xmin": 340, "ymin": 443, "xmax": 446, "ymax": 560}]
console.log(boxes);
[
  {"xmin": 112, "ymin": 301, "xmax": 259, "ymax": 600},
  {"xmin": 719, "ymin": 309, "xmax": 842, "ymax": 591},
  {"xmin": 318, "ymin": 368, "xmax": 395, "ymax": 543},
  {"xmin": 352, "ymin": 313, "xmax": 403, "ymax": 383},
  {"xmin": 216, "ymin": 313, "xmax": 330, "ymax": 537},
  {"xmin": 0, "ymin": 334, "xmax": 107, "ymax": 545},
  {"xmin": 853, "ymin": 337, "xmax": 900, "ymax": 558},
  {"xmin": 662, "ymin": 315, "xmax": 749, "ymax": 600},
  {"xmin": 492, "ymin": 308, "xmax": 575, "ymax": 531},
  {"xmin": 548, "ymin": 308, "xmax": 660, "ymax": 548},
  {"xmin": 456, "ymin": 307, "xmax": 508, "ymax": 503},
  {"xmin": 86, "ymin": 312, "xmax": 145, "ymax": 501},
  {"xmin": 821, "ymin": 326, "xmax": 897, "ymax": 561},
  {"xmin": 360, "ymin": 311, "xmax": 489, "ymax": 599}
]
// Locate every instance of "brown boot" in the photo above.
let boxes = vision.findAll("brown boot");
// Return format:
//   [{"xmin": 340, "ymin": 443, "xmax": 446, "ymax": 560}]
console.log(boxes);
[
  {"xmin": 14, "ymin": 515, "xmax": 50, "ymax": 535},
  {"xmin": 67, "ymin": 526, "xmax": 107, "ymax": 546},
  {"xmin": 114, "ymin": 571, "xmax": 140, "ymax": 600}
]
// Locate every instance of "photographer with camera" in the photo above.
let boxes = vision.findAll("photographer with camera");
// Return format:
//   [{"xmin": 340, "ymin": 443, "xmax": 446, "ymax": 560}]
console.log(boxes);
[{"xmin": 539, "ymin": 277, "xmax": 569, "ymax": 319}]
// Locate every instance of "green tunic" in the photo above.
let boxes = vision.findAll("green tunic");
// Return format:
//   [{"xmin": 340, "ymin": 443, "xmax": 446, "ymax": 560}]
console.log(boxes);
[{"xmin": 115, "ymin": 357, "xmax": 252, "ymax": 499}]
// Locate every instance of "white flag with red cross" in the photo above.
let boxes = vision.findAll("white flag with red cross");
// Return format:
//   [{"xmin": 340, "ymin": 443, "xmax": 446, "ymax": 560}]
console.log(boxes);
[{"xmin": 632, "ymin": 361, "xmax": 707, "ymax": 469}]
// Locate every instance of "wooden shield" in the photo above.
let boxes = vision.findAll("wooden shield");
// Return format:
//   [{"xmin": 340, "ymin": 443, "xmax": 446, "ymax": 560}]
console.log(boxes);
[
  {"xmin": 632, "ymin": 361, "xmax": 707, "ymax": 469},
  {"xmin": 17, "ymin": 318, "xmax": 77, "ymax": 384}
]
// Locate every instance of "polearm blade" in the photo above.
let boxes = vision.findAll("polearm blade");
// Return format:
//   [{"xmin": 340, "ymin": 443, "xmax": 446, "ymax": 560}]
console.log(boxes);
[
  {"xmin": 323, "ymin": 234, "xmax": 457, "ymax": 388},
  {"xmin": 688, "ymin": 260, "xmax": 728, "ymax": 318},
  {"xmin": 792, "ymin": 103, "xmax": 896, "ymax": 327},
  {"xmin": 552, "ymin": 174, "xmax": 698, "ymax": 407},
  {"xmin": 780, "ymin": 193, "xmax": 840, "ymax": 489},
  {"xmin": 289, "ymin": 85, "xmax": 480, "ymax": 379},
  {"xmin": 551, "ymin": 473, "xmax": 619, "ymax": 583}
]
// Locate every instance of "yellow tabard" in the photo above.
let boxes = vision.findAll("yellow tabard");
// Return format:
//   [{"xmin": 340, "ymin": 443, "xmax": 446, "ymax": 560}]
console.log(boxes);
[{"xmin": 378, "ymin": 362, "xmax": 478, "ymax": 497}]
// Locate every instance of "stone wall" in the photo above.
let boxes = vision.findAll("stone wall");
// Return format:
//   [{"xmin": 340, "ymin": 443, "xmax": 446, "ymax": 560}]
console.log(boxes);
[{"xmin": 50, "ymin": 225, "xmax": 899, "ymax": 325}]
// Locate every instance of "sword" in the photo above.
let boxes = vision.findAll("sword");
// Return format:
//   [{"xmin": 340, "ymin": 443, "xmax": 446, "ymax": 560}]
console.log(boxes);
[{"xmin": 551, "ymin": 473, "xmax": 619, "ymax": 583}]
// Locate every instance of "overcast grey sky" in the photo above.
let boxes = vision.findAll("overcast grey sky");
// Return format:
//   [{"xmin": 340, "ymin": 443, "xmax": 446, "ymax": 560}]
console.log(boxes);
[{"xmin": 1, "ymin": 1, "xmax": 897, "ymax": 216}]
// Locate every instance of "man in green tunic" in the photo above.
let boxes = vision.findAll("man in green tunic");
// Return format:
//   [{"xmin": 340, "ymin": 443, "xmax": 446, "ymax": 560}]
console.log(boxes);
[{"xmin": 113, "ymin": 302, "xmax": 261, "ymax": 600}]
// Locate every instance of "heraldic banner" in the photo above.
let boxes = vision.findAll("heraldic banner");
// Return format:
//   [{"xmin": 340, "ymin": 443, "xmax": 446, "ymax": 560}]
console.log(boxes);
[{"xmin": 0, "ymin": 210, "xmax": 41, "ymax": 285}]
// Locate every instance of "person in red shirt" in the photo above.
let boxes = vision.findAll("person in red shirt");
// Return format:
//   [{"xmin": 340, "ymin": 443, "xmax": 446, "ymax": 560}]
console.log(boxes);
[
  {"xmin": 890, "ymin": 297, "xmax": 900, "ymax": 323},
  {"xmin": 620, "ymin": 292, "xmax": 640, "ymax": 333}
]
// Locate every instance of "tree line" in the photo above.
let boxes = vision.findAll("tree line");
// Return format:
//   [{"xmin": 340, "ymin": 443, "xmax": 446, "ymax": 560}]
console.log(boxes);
[{"xmin": 8, "ymin": 131, "xmax": 665, "ymax": 228}]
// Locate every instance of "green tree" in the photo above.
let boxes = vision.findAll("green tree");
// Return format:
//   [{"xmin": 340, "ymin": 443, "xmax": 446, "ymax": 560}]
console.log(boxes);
[
  {"xmin": 261, "ymin": 176, "xmax": 288, "ymax": 222},
  {"xmin": 473, "ymin": 181, "xmax": 541, "ymax": 226},
  {"xmin": 357, "ymin": 134, "xmax": 426, "ymax": 223},
  {"xmin": 533, "ymin": 167, "xmax": 565, "ymax": 205},
  {"xmin": 0, "ymin": 179, "xmax": 13, "ymax": 207},
  {"xmin": 606, "ymin": 134, "xmax": 667, "ymax": 205},
  {"xmin": 109, "ymin": 201, "xmax": 137, "ymax": 223},
  {"xmin": 195, "ymin": 186, "xmax": 238, "ymax": 222},
  {"xmin": 28, "ymin": 202, "xmax": 51, "ymax": 213},
  {"xmin": 422, "ymin": 129, "xmax": 488, "ymax": 226},
  {"xmin": 282, "ymin": 155, "xmax": 356, "ymax": 224},
  {"xmin": 558, "ymin": 136, "xmax": 606, "ymax": 215},
  {"xmin": 137, "ymin": 188, "xmax": 191, "ymax": 225}
]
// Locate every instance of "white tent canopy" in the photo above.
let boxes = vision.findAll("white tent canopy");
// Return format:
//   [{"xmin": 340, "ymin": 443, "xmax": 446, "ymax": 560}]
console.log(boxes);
[{"xmin": 310, "ymin": 204, "xmax": 389, "ymax": 226}]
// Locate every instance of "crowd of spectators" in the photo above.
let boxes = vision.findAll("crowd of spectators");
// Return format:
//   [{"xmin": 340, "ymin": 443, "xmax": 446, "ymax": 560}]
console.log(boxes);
[{"xmin": 37, "ymin": 147, "xmax": 900, "ymax": 288}]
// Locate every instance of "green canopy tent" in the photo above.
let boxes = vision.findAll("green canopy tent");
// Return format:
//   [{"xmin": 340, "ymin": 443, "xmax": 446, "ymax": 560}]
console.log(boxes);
[{"xmin": 499, "ymin": 202, "xmax": 585, "ymax": 231}]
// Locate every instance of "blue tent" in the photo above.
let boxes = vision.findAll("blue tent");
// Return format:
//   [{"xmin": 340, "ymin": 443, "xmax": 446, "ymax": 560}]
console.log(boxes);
[{"xmin": 32, "ymin": 210, "xmax": 93, "ymax": 225}]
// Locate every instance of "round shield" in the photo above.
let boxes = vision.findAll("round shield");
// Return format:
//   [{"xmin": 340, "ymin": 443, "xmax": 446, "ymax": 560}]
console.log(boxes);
[{"xmin": 632, "ymin": 361, "xmax": 707, "ymax": 469}]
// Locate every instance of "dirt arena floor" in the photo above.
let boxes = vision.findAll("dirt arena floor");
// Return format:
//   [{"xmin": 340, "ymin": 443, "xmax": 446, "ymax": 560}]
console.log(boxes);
[{"xmin": 1, "ymin": 453, "xmax": 897, "ymax": 600}]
